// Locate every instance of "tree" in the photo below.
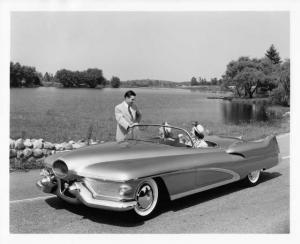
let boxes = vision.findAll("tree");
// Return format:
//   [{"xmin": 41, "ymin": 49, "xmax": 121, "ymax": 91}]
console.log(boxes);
[
  {"xmin": 210, "ymin": 77, "xmax": 218, "ymax": 85},
  {"xmin": 84, "ymin": 68, "xmax": 105, "ymax": 88},
  {"xmin": 44, "ymin": 72, "xmax": 52, "ymax": 82},
  {"xmin": 190, "ymin": 76, "xmax": 198, "ymax": 86},
  {"xmin": 222, "ymin": 57, "xmax": 265, "ymax": 98},
  {"xmin": 55, "ymin": 68, "xmax": 106, "ymax": 88},
  {"xmin": 198, "ymin": 77, "xmax": 207, "ymax": 85},
  {"xmin": 233, "ymin": 67, "xmax": 264, "ymax": 98},
  {"xmin": 265, "ymin": 44, "xmax": 281, "ymax": 64},
  {"xmin": 271, "ymin": 59, "xmax": 290, "ymax": 106},
  {"xmin": 257, "ymin": 57, "xmax": 279, "ymax": 92},
  {"xmin": 55, "ymin": 69, "xmax": 79, "ymax": 87},
  {"xmin": 10, "ymin": 62, "xmax": 42, "ymax": 87},
  {"xmin": 111, "ymin": 76, "xmax": 121, "ymax": 88}
]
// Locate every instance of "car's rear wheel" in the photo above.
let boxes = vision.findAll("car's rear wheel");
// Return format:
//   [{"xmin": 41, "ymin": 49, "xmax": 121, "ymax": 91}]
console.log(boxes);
[
  {"xmin": 245, "ymin": 170, "xmax": 261, "ymax": 186},
  {"xmin": 133, "ymin": 179, "xmax": 159, "ymax": 219}
]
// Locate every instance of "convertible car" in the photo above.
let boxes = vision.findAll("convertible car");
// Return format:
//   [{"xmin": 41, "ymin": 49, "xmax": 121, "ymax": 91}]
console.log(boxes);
[{"xmin": 36, "ymin": 124, "xmax": 280, "ymax": 219}]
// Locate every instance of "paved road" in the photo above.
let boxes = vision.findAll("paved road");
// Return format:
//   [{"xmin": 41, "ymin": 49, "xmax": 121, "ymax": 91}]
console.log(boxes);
[{"xmin": 9, "ymin": 134, "xmax": 290, "ymax": 233}]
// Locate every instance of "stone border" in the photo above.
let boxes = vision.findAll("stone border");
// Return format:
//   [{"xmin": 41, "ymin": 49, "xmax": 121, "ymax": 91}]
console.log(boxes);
[{"xmin": 9, "ymin": 138, "xmax": 101, "ymax": 170}]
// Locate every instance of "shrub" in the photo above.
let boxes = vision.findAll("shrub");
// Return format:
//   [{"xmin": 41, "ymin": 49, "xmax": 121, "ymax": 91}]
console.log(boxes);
[
  {"xmin": 111, "ymin": 76, "xmax": 121, "ymax": 88},
  {"xmin": 271, "ymin": 85, "xmax": 289, "ymax": 106}
]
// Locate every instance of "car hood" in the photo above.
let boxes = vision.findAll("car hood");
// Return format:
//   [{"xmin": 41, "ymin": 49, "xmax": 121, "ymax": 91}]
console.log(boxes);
[{"xmin": 44, "ymin": 141, "xmax": 198, "ymax": 176}]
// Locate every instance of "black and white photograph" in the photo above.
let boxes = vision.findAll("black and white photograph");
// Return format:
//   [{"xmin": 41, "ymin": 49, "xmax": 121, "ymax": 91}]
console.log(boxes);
[{"xmin": 1, "ymin": 0, "xmax": 298, "ymax": 240}]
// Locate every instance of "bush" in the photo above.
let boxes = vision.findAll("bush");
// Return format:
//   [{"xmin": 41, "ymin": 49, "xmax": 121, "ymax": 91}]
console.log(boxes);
[
  {"xmin": 111, "ymin": 76, "xmax": 121, "ymax": 88},
  {"xmin": 55, "ymin": 68, "xmax": 106, "ymax": 88},
  {"xmin": 271, "ymin": 85, "xmax": 289, "ymax": 106},
  {"xmin": 270, "ymin": 59, "xmax": 290, "ymax": 106}
]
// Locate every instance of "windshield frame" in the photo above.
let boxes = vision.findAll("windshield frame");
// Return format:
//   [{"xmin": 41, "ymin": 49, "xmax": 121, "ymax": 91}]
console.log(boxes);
[{"xmin": 125, "ymin": 124, "xmax": 195, "ymax": 148}]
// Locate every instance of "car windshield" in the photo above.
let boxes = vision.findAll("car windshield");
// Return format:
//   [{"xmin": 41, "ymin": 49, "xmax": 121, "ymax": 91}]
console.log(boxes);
[{"xmin": 124, "ymin": 124, "xmax": 194, "ymax": 148}]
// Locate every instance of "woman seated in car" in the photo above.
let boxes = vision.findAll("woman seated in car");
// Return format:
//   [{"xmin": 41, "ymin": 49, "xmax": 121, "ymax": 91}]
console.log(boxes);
[{"xmin": 191, "ymin": 123, "xmax": 208, "ymax": 148}]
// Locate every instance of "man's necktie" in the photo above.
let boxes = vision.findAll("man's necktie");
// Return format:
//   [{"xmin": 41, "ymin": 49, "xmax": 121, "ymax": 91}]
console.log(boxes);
[{"xmin": 128, "ymin": 105, "xmax": 134, "ymax": 121}]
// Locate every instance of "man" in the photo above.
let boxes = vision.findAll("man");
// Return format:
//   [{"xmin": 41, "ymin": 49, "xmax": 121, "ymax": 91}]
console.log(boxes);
[{"xmin": 115, "ymin": 90, "xmax": 142, "ymax": 142}]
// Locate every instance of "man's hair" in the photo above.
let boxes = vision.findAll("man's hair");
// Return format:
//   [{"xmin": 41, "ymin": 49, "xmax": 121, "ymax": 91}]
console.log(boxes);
[{"xmin": 124, "ymin": 90, "xmax": 136, "ymax": 98}]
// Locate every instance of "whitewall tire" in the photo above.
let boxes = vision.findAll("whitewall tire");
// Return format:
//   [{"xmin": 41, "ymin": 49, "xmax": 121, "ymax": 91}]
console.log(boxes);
[
  {"xmin": 246, "ymin": 170, "xmax": 261, "ymax": 186},
  {"xmin": 134, "ymin": 179, "xmax": 159, "ymax": 218}
]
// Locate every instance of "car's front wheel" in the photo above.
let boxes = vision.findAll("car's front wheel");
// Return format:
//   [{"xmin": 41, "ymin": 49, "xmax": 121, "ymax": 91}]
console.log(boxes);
[
  {"xmin": 245, "ymin": 170, "xmax": 261, "ymax": 186},
  {"xmin": 133, "ymin": 179, "xmax": 159, "ymax": 219}
]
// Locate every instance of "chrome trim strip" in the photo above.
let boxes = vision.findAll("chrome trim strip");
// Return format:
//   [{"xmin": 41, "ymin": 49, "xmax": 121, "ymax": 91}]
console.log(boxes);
[
  {"xmin": 170, "ymin": 167, "xmax": 240, "ymax": 200},
  {"xmin": 137, "ymin": 166, "xmax": 237, "ymax": 181}
]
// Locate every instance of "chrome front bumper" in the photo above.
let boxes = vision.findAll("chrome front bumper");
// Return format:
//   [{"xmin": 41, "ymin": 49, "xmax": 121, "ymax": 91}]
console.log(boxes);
[{"xmin": 36, "ymin": 179, "xmax": 137, "ymax": 211}]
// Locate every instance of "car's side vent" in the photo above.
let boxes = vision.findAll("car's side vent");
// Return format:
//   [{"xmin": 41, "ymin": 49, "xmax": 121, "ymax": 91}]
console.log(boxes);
[{"xmin": 228, "ymin": 152, "xmax": 245, "ymax": 158}]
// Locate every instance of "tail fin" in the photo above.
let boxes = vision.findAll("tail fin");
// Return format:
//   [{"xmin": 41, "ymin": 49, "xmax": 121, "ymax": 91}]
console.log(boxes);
[{"xmin": 226, "ymin": 135, "xmax": 279, "ymax": 158}]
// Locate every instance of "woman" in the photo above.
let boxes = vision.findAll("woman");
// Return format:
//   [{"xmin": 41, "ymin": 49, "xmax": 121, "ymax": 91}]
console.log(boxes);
[{"xmin": 191, "ymin": 123, "xmax": 208, "ymax": 148}]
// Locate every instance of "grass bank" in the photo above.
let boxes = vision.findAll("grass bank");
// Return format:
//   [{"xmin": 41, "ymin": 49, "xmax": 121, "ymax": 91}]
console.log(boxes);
[{"xmin": 205, "ymin": 116, "xmax": 289, "ymax": 140}]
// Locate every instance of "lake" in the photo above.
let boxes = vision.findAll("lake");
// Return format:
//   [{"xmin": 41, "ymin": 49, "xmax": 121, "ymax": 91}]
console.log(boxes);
[{"xmin": 10, "ymin": 87, "xmax": 275, "ymax": 142}]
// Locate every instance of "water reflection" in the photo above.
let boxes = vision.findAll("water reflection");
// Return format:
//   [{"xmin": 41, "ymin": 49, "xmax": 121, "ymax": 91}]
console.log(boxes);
[{"xmin": 221, "ymin": 101, "xmax": 269, "ymax": 124}]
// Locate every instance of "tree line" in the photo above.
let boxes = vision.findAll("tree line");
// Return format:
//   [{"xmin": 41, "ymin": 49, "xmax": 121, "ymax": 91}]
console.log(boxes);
[
  {"xmin": 190, "ymin": 76, "xmax": 222, "ymax": 86},
  {"xmin": 10, "ymin": 64, "xmax": 122, "ymax": 88}
]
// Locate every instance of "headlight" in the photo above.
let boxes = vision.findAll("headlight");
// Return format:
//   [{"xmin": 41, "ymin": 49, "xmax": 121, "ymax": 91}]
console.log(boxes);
[
  {"xmin": 53, "ymin": 160, "xmax": 68, "ymax": 178},
  {"xmin": 119, "ymin": 184, "xmax": 133, "ymax": 196}
]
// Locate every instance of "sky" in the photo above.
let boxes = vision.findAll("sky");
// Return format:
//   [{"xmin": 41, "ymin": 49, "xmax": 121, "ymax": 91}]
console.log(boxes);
[{"xmin": 11, "ymin": 11, "xmax": 289, "ymax": 82}]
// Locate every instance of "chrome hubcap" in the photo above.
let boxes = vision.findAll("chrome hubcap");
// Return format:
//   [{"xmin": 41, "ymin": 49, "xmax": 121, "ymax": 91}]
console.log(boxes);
[
  {"xmin": 136, "ymin": 185, "xmax": 154, "ymax": 211},
  {"xmin": 248, "ymin": 170, "xmax": 260, "ymax": 183}
]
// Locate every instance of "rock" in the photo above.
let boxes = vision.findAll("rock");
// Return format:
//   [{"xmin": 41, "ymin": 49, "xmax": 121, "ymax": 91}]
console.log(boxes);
[
  {"xmin": 55, "ymin": 143, "xmax": 64, "ymax": 151},
  {"xmin": 27, "ymin": 156, "xmax": 36, "ymax": 164},
  {"xmin": 33, "ymin": 148, "xmax": 43, "ymax": 158},
  {"xmin": 23, "ymin": 148, "xmax": 33, "ymax": 158},
  {"xmin": 17, "ymin": 150, "xmax": 24, "ymax": 159},
  {"xmin": 42, "ymin": 149, "xmax": 49, "ymax": 156},
  {"xmin": 68, "ymin": 140, "xmax": 75, "ymax": 144},
  {"xmin": 15, "ymin": 138, "xmax": 25, "ymax": 150},
  {"xmin": 10, "ymin": 139, "xmax": 15, "ymax": 149},
  {"xmin": 24, "ymin": 139, "xmax": 33, "ymax": 148},
  {"xmin": 33, "ymin": 139, "xmax": 43, "ymax": 149},
  {"xmin": 90, "ymin": 139, "xmax": 99, "ymax": 145},
  {"xmin": 64, "ymin": 142, "xmax": 73, "ymax": 150},
  {"xmin": 35, "ymin": 158, "xmax": 45, "ymax": 167},
  {"xmin": 44, "ymin": 142, "xmax": 55, "ymax": 150},
  {"xmin": 72, "ymin": 142, "xmax": 86, "ymax": 149},
  {"xmin": 43, "ymin": 149, "xmax": 54, "ymax": 156},
  {"xmin": 10, "ymin": 149, "xmax": 17, "ymax": 158},
  {"xmin": 10, "ymin": 158, "xmax": 18, "ymax": 168}
]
